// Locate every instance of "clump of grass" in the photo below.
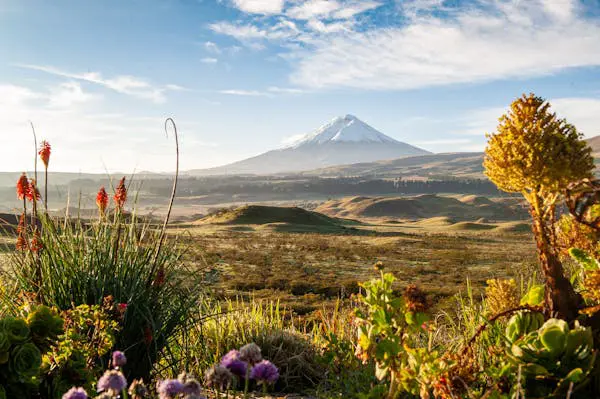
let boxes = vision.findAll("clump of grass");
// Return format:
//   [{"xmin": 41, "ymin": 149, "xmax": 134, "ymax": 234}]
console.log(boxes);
[
  {"xmin": 165, "ymin": 299, "xmax": 326, "ymax": 393},
  {"xmin": 3, "ymin": 120, "xmax": 203, "ymax": 382}
]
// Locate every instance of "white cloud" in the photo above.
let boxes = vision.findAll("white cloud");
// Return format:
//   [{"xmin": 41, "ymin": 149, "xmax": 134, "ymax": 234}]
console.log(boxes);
[
  {"xmin": 306, "ymin": 19, "xmax": 352, "ymax": 33},
  {"xmin": 286, "ymin": 0, "xmax": 380, "ymax": 20},
  {"xmin": 47, "ymin": 82, "xmax": 97, "ymax": 108},
  {"xmin": 540, "ymin": 0, "xmax": 577, "ymax": 22},
  {"xmin": 457, "ymin": 97, "xmax": 600, "ymax": 140},
  {"xmin": 212, "ymin": 0, "xmax": 600, "ymax": 91},
  {"xmin": 267, "ymin": 86, "xmax": 306, "ymax": 94},
  {"xmin": 219, "ymin": 89, "xmax": 270, "ymax": 96},
  {"xmin": 204, "ymin": 41, "xmax": 222, "ymax": 53},
  {"xmin": 201, "ymin": 57, "xmax": 219, "ymax": 64},
  {"xmin": 552, "ymin": 97, "xmax": 600, "ymax": 137},
  {"xmin": 291, "ymin": 1, "xmax": 600, "ymax": 89},
  {"xmin": 232, "ymin": 0, "xmax": 285, "ymax": 14},
  {"xmin": 286, "ymin": 0, "xmax": 342, "ymax": 19},
  {"xmin": 16, "ymin": 64, "xmax": 184, "ymax": 103},
  {"xmin": 209, "ymin": 20, "xmax": 299, "ymax": 42},
  {"xmin": 0, "ymin": 83, "xmax": 216, "ymax": 174}
]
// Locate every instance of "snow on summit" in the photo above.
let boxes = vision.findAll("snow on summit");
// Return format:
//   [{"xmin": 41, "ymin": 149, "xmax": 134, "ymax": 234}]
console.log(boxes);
[
  {"xmin": 289, "ymin": 115, "xmax": 400, "ymax": 148},
  {"xmin": 191, "ymin": 114, "xmax": 430, "ymax": 175}
]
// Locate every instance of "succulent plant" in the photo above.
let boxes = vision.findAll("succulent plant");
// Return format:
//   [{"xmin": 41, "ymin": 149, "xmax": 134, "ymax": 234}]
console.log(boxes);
[
  {"xmin": 502, "ymin": 318, "xmax": 595, "ymax": 397},
  {"xmin": 505, "ymin": 311, "xmax": 545, "ymax": 343}
]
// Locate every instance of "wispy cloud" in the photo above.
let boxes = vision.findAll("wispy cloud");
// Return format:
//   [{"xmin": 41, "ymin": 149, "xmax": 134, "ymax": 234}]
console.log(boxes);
[
  {"xmin": 218, "ymin": 86, "xmax": 307, "ymax": 96},
  {"xmin": 457, "ymin": 96, "xmax": 600, "ymax": 139},
  {"xmin": 231, "ymin": 0, "xmax": 285, "ymax": 14},
  {"xmin": 219, "ymin": 89, "xmax": 270, "ymax": 96},
  {"xmin": 204, "ymin": 41, "xmax": 222, "ymax": 53},
  {"xmin": 211, "ymin": 0, "xmax": 600, "ymax": 91},
  {"xmin": 286, "ymin": 0, "xmax": 381, "ymax": 20},
  {"xmin": 16, "ymin": 64, "xmax": 185, "ymax": 103},
  {"xmin": 0, "ymin": 82, "xmax": 218, "ymax": 173},
  {"xmin": 201, "ymin": 57, "xmax": 219, "ymax": 64}
]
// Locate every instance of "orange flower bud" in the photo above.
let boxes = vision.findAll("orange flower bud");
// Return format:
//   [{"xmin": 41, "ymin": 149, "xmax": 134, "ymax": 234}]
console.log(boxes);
[
  {"xmin": 96, "ymin": 186, "xmax": 109, "ymax": 214},
  {"xmin": 16, "ymin": 173, "xmax": 29, "ymax": 200},
  {"xmin": 114, "ymin": 177, "xmax": 127, "ymax": 210},
  {"xmin": 39, "ymin": 140, "xmax": 51, "ymax": 168}
]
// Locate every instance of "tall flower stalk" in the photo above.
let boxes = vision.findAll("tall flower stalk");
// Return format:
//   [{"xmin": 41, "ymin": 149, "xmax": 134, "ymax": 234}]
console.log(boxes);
[
  {"xmin": 96, "ymin": 186, "xmax": 109, "ymax": 220},
  {"xmin": 16, "ymin": 173, "xmax": 29, "ymax": 231},
  {"xmin": 38, "ymin": 140, "xmax": 51, "ymax": 212}
]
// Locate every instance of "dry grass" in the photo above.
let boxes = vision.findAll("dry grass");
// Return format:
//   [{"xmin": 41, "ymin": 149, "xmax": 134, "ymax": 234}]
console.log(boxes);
[{"xmin": 176, "ymin": 221, "xmax": 536, "ymax": 315}]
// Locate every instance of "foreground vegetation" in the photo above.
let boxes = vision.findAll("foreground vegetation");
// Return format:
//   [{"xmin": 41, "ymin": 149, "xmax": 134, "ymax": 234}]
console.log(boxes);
[{"xmin": 2, "ymin": 94, "xmax": 600, "ymax": 398}]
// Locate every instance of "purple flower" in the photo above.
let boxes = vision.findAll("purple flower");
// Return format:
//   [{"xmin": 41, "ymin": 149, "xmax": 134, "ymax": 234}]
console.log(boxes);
[
  {"xmin": 62, "ymin": 387, "xmax": 88, "ymax": 399},
  {"xmin": 156, "ymin": 379, "xmax": 185, "ymax": 399},
  {"xmin": 220, "ymin": 350, "xmax": 248, "ymax": 377},
  {"xmin": 239, "ymin": 343, "xmax": 262, "ymax": 365},
  {"xmin": 112, "ymin": 351, "xmax": 127, "ymax": 368},
  {"xmin": 97, "ymin": 370, "xmax": 127, "ymax": 393},
  {"xmin": 250, "ymin": 360, "xmax": 279, "ymax": 385}
]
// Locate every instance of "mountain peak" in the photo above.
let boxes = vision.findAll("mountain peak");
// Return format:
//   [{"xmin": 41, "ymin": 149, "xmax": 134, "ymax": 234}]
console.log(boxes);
[{"xmin": 288, "ymin": 114, "xmax": 400, "ymax": 148}]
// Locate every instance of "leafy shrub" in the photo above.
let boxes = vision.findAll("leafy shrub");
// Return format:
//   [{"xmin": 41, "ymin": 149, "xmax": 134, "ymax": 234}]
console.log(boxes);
[{"xmin": 41, "ymin": 303, "xmax": 119, "ymax": 398}]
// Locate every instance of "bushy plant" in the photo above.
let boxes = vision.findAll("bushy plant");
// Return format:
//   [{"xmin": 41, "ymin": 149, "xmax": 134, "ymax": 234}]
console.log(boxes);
[
  {"xmin": 166, "ymin": 299, "xmax": 324, "ymax": 393},
  {"xmin": 354, "ymin": 263, "xmax": 448, "ymax": 398},
  {"xmin": 484, "ymin": 93, "xmax": 594, "ymax": 320},
  {"xmin": 6, "ymin": 131, "xmax": 202, "ymax": 382},
  {"xmin": 41, "ymin": 303, "xmax": 119, "ymax": 398}
]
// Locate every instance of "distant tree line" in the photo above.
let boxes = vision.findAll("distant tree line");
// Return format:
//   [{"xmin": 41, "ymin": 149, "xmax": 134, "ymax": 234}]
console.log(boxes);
[{"xmin": 145, "ymin": 177, "xmax": 503, "ymax": 197}]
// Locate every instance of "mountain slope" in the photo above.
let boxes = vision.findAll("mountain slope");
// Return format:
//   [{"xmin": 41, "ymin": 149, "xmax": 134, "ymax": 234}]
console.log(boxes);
[
  {"xmin": 300, "ymin": 134, "xmax": 600, "ymax": 179},
  {"xmin": 189, "ymin": 115, "xmax": 430, "ymax": 175}
]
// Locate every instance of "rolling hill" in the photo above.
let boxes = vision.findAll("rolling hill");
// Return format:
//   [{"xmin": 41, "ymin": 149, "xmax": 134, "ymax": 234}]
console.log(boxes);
[{"xmin": 315, "ymin": 195, "xmax": 528, "ymax": 221}]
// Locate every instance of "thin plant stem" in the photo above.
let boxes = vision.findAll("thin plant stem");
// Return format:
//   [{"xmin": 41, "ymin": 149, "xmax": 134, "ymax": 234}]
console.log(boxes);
[
  {"xmin": 243, "ymin": 367, "xmax": 251, "ymax": 399},
  {"xmin": 153, "ymin": 117, "xmax": 179, "ymax": 268},
  {"xmin": 44, "ymin": 167, "xmax": 48, "ymax": 212}
]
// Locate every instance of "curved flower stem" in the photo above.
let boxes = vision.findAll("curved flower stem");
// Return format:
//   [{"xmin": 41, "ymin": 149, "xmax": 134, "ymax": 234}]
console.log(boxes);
[
  {"xmin": 30, "ymin": 122, "xmax": 39, "ymax": 221},
  {"xmin": 152, "ymin": 117, "xmax": 179, "ymax": 269}
]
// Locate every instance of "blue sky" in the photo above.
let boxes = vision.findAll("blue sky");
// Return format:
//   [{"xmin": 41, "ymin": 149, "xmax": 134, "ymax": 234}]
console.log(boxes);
[{"xmin": 1, "ymin": 0, "xmax": 600, "ymax": 173}]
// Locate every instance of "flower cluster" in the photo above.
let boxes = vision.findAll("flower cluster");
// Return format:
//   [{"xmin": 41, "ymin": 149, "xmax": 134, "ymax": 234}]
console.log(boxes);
[
  {"xmin": 113, "ymin": 177, "xmax": 127, "ymax": 211},
  {"xmin": 96, "ymin": 187, "xmax": 109, "ymax": 216},
  {"xmin": 156, "ymin": 372, "xmax": 204, "ymax": 399},
  {"xmin": 214, "ymin": 343, "xmax": 279, "ymax": 393},
  {"xmin": 39, "ymin": 140, "xmax": 51, "ymax": 168},
  {"xmin": 63, "ymin": 352, "xmax": 207, "ymax": 399}
]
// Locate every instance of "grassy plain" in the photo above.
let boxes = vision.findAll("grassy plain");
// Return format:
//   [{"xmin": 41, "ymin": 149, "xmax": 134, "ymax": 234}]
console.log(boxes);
[{"xmin": 176, "ymin": 212, "xmax": 536, "ymax": 316}]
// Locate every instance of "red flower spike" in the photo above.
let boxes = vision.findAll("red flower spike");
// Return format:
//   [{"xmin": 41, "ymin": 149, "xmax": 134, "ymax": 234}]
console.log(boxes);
[
  {"xmin": 17, "ymin": 213, "xmax": 26, "ymax": 235},
  {"xmin": 26, "ymin": 179, "xmax": 41, "ymax": 202},
  {"xmin": 96, "ymin": 186, "xmax": 109, "ymax": 214},
  {"xmin": 16, "ymin": 235, "xmax": 27, "ymax": 251},
  {"xmin": 39, "ymin": 140, "xmax": 51, "ymax": 168},
  {"xmin": 16, "ymin": 173, "xmax": 29, "ymax": 200},
  {"xmin": 31, "ymin": 231, "xmax": 43, "ymax": 253},
  {"xmin": 113, "ymin": 177, "xmax": 127, "ymax": 210}
]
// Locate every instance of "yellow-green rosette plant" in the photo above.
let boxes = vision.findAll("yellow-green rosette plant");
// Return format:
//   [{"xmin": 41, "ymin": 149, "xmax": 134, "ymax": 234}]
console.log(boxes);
[
  {"xmin": 501, "ymin": 318, "xmax": 595, "ymax": 397},
  {"xmin": 2, "ymin": 316, "xmax": 30, "ymax": 344},
  {"xmin": 10, "ymin": 342, "xmax": 43, "ymax": 382},
  {"xmin": 27, "ymin": 305, "xmax": 64, "ymax": 352}
]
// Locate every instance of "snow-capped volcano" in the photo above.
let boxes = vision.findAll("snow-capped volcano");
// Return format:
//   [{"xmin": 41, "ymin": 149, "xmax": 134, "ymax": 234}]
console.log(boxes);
[
  {"xmin": 191, "ymin": 115, "xmax": 430, "ymax": 175},
  {"xmin": 288, "ymin": 114, "xmax": 400, "ymax": 147}
]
